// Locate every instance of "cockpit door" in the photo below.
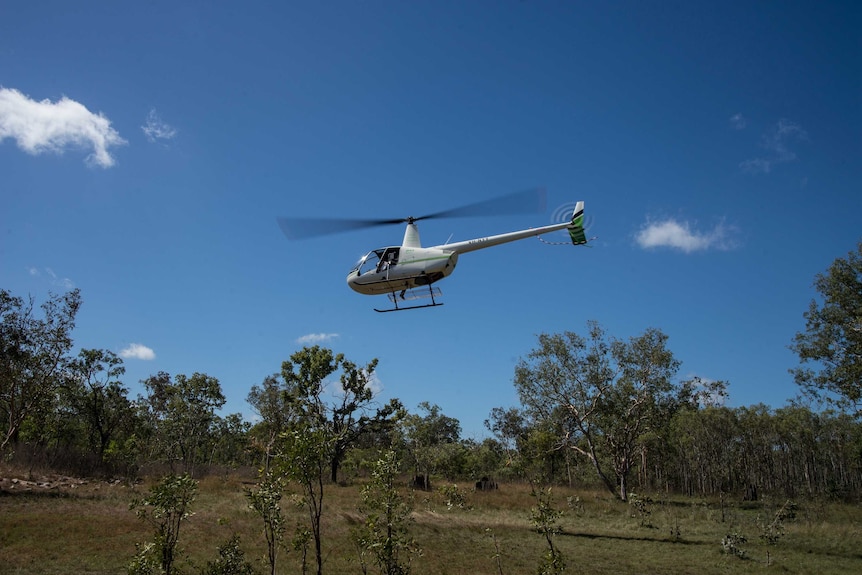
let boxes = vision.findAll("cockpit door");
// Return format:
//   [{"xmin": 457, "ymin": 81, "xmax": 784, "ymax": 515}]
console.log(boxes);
[{"xmin": 376, "ymin": 247, "xmax": 400, "ymax": 273}]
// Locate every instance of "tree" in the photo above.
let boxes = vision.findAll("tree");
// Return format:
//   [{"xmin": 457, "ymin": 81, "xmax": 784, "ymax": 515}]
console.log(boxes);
[
  {"xmin": 266, "ymin": 345, "xmax": 401, "ymax": 482},
  {"xmin": 0, "ymin": 289, "xmax": 81, "ymax": 452},
  {"xmin": 67, "ymin": 348, "xmax": 133, "ymax": 463},
  {"xmin": 272, "ymin": 346, "xmax": 398, "ymax": 575},
  {"xmin": 209, "ymin": 412, "xmax": 252, "ymax": 467},
  {"xmin": 485, "ymin": 406, "xmax": 528, "ymax": 464},
  {"xmin": 141, "ymin": 371, "xmax": 226, "ymax": 474},
  {"xmin": 790, "ymin": 240, "xmax": 862, "ymax": 416},
  {"xmin": 130, "ymin": 473, "xmax": 198, "ymax": 575},
  {"xmin": 530, "ymin": 487, "xmax": 566, "ymax": 575},
  {"xmin": 400, "ymin": 401, "xmax": 461, "ymax": 484},
  {"xmin": 246, "ymin": 470, "xmax": 287, "ymax": 575},
  {"xmin": 202, "ymin": 535, "xmax": 255, "ymax": 575},
  {"xmin": 514, "ymin": 322, "xmax": 683, "ymax": 501},
  {"xmin": 247, "ymin": 373, "xmax": 296, "ymax": 468},
  {"xmin": 598, "ymin": 327, "xmax": 682, "ymax": 501},
  {"xmin": 354, "ymin": 449, "xmax": 419, "ymax": 575},
  {"xmin": 276, "ymin": 422, "xmax": 330, "ymax": 575}
]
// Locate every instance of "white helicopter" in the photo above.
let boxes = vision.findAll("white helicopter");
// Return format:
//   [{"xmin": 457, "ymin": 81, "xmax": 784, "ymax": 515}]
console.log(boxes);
[{"xmin": 278, "ymin": 188, "xmax": 590, "ymax": 312}]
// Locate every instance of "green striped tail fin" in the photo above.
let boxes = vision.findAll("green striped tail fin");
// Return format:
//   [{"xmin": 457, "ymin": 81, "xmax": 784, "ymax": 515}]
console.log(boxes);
[{"xmin": 568, "ymin": 201, "xmax": 588, "ymax": 245}]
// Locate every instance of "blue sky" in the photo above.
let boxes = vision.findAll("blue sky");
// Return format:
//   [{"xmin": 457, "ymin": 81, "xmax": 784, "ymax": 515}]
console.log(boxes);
[{"xmin": 2, "ymin": 1, "xmax": 860, "ymax": 437}]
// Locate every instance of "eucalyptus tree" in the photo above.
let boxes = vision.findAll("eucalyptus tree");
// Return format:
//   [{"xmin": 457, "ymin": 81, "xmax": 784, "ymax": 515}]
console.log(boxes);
[
  {"xmin": 514, "ymin": 321, "xmax": 683, "ymax": 501},
  {"xmin": 400, "ymin": 401, "xmax": 461, "ymax": 484},
  {"xmin": 791, "ymin": 240, "xmax": 862, "ymax": 416},
  {"xmin": 129, "ymin": 473, "xmax": 198, "ymax": 575},
  {"xmin": 271, "ymin": 346, "xmax": 400, "ymax": 575},
  {"xmin": 0, "ymin": 288, "xmax": 81, "ymax": 452},
  {"xmin": 255, "ymin": 345, "xmax": 401, "ymax": 482},
  {"xmin": 668, "ymin": 404, "xmax": 741, "ymax": 496},
  {"xmin": 485, "ymin": 406, "xmax": 528, "ymax": 464},
  {"xmin": 66, "ymin": 348, "xmax": 134, "ymax": 463},
  {"xmin": 141, "ymin": 371, "xmax": 226, "ymax": 475},
  {"xmin": 247, "ymin": 374, "xmax": 296, "ymax": 467}
]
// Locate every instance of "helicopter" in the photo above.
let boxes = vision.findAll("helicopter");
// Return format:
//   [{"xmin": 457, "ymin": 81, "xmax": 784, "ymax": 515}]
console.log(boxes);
[{"xmin": 278, "ymin": 188, "xmax": 590, "ymax": 312}]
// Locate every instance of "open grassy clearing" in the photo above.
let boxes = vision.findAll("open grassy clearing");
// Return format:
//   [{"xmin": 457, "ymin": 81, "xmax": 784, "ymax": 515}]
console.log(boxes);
[{"xmin": 1, "ymin": 467, "xmax": 860, "ymax": 575}]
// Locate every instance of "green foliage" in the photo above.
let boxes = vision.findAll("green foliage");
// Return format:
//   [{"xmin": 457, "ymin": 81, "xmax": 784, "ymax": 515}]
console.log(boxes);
[
  {"xmin": 130, "ymin": 473, "xmax": 199, "ymax": 575},
  {"xmin": 758, "ymin": 500, "xmax": 798, "ymax": 545},
  {"xmin": 529, "ymin": 487, "xmax": 566, "ymax": 575},
  {"xmin": 201, "ymin": 535, "xmax": 255, "ymax": 575},
  {"xmin": 141, "ymin": 372, "xmax": 226, "ymax": 475},
  {"xmin": 266, "ymin": 345, "xmax": 402, "ymax": 575},
  {"xmin": 245, "ymin": 470, "xmax": 286, "ymax": 575},
  {"xmin": 256, "ymin": 345, "xmax": 401, "ymax": 483},
  {"xmin": 274, "ymin": 422, "xmax": 329, "ymax": 575},
  {"xmin": 438, "ymin": 483, "xmax": 470, "ymax": 510},
  {"xmin": 628, "ymin": 492, "xmax": 653, "ymax": 527},
  {"xmin": 400, "ymin": 401, "xmax": 462, "ymax": 481},
  {"xmin": 0, "ymin": 288, "xmax": 81, "ymax": 452},
  {"xmin": 105, "ymin": 435, "xmax": 143, "ymax": 480},
  {"xmin": 354, "ymin": 449, "xmax": 420, "ymax": 575},
  {"xmin": 515, "ymin": 322, "xmax": 684, "ymax": 501},
  {"xmin": 721, "ymin": 531, "xmax": 748, "ymax": 559},
  {"xmin": 485, "ymin": 528, "xmax": 506, "ymax": 575},
  {"xmin": 128, "ymin": 542, "xmax": 162, "ymax": 575},
  {"xmin": 67, "ymin": 348, "xmax": 129, "ymax": 458},
  {"xmin": 791, "ymin": 240, "xmax": 862, "ymax": 416}
]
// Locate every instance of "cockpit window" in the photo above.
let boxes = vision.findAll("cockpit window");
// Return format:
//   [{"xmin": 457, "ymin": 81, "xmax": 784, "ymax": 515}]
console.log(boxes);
[
  {"xmin": 352, "ymin": 249, "xmax": 384, "ymax": 275},
  {"xmin": 351, "ymin": 247, "xmax": 400, "ymax": 275}
]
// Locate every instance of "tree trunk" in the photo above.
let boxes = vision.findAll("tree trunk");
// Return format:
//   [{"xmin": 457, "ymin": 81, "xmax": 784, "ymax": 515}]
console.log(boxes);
[
  {"xmin": 330, "ymin": 456, "xmax": 339, "ymax": 484},
  {"xmin": 619, "ymin": 471, "xmax": 628, "ymax": 502}
]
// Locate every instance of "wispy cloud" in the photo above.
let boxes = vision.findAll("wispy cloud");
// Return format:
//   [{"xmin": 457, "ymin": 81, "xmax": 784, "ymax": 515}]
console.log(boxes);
[
  {"xmin": 119, "ymin": 343, "xmax": 156, "ymax": 360},
  {"xmin": 740, "ymin": 119, "xmax": 807, "ymax": 174},
  {"xmin": 730, "ymin": 113, "xmax": 746, "ymax": 130},
  {"xmin": 0, "ymin": 87, "xmax": 126, "ymax": 168},
  {"xmin": 142, "ymin": 108, "xmax": 177, "ymax": 144},
  {"xmin": 636, "ymin": 218, "xmax": 737, "ymax": 253},
  {"xmin": 27, "ymin": 266, "xmax": 75, "ymax": 289},
  {"xmin": 296, "ymin": 333, "xmax": 340, "ymax": 345}
]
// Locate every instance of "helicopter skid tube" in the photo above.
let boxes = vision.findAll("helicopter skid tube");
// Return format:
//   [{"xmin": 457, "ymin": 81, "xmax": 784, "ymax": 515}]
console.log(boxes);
[
  {"xmin": 374, "ymin": 286, "xmax": 443, "ymax": 312},
  {"xmin": 374, "ymin": 301, "xmax": 444, "ymax": 313}
]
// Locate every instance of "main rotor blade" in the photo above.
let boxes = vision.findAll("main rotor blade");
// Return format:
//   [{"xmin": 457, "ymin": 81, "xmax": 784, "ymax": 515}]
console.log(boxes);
[
  {"xmin": 415, "ymin": 187, "xmax": 547, "ymax": 222},
  {"xmin": 277, "ymin": 216, "xmax": 406, "ymax": 240},
  {"xmin": 276, "ymin": 187, "xmax": 547, "ymax": 240}
]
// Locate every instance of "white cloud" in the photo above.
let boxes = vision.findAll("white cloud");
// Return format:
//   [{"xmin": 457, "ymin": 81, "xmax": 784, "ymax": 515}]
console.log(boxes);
[
  {"xmin": 27, "ymin": 266, "xmax": 75, "ymax": 288},
  {"xmin": 142, "ymin": 108, "xmax": 177, "ymax": 143},
  {"xmin": 0, "ymin": 87, "xmax": 126, "ymax": 168},
  {"xmin": 730, "ymin": 113, "xmax": 746, "ymax": 130},
  {"xmin": 296, "ymin": 333, "xmax": 340, "ymax": 345},
  {"xmin": 740, "ymin": 119, "xmax": 807, "ymax": 174},
  {"xmin": 119, "ymin": 343, "xmax": 156, "ymax": 360},
  {"xmin": 365, "ymin": 371, "xmax": 383, "ymax": 395},
  {"xmin": 636, "ymin": 218, "xmax": 737, "ymax": 253}
]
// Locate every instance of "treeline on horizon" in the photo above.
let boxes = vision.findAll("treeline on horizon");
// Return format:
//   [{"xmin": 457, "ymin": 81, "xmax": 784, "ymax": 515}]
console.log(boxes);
[{"xmin": 1, "ymin": 242, "xmax": 860, "ymax": 502}]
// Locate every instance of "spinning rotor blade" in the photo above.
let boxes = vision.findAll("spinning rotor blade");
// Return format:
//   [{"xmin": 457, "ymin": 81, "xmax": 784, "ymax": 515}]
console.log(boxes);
[
  {"xmin": 277, "ymin": 216, "xmax": 407, "ymax": 240},
  {"xmin": 277, "ymin": 187, "xmax": 547, "ymax": 240},
  {"xmin": 415, "ymin": 187, "xmax": 547, "ymax": 222}
]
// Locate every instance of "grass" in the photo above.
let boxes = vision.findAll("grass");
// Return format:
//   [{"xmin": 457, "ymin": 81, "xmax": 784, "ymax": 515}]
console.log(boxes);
[{"xmin": 1, "ymin": 466, "xmax": 861, "ymax": 575}]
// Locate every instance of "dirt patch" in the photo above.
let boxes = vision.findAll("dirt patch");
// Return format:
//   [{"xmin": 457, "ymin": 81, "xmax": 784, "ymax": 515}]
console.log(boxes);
[
  {"xmin": 0, "ymin": 474, "xmax": 90, "ymax": 492},
  {"xmin": 0, "ymin": 466, "xmax": 128, "ymax": 496}
]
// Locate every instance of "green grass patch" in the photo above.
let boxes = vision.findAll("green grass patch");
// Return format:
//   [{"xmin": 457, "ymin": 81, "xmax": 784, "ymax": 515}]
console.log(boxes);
[{"xmin": 1, "ymin": 470, "xmax": 860, "ymax": 575}]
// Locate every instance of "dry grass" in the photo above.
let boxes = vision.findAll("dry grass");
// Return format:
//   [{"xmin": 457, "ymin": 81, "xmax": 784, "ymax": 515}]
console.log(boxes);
[{"xmin": 1, "ymin": 466, "xmax": 860, "ymax": 575}]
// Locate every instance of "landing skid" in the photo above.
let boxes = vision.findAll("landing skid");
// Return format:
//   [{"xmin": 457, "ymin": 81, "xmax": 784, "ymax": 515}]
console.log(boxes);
[{"xmin": 374, "ymin": 286, "xmax": 443, "ymax": 313}]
